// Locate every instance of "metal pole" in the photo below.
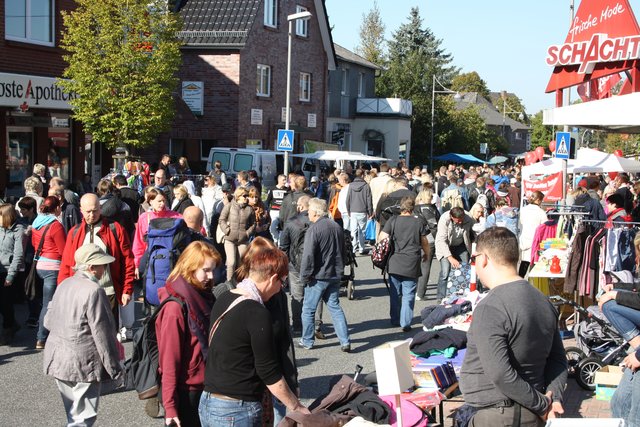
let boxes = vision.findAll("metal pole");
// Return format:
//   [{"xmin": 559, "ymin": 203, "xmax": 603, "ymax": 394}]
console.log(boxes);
[
  {"xmin": 430, "ymin": 74, "xmax": 435, "ymax": 174},
  {"xmin": 284, "ymin": 19, "xmax": 292, "ymax": 177}
]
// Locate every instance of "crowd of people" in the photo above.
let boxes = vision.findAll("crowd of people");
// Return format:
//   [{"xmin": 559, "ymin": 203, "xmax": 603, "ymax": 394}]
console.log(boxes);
[{"xmin": 3, "ymin": 154, "xmax": 640, "ymax": 426}]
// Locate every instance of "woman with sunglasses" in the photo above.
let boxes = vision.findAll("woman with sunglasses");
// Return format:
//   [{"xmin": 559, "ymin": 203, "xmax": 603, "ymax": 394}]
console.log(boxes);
[{"xmin": 218, "ymin": 188, "xmax": 256, "ymax": 282}]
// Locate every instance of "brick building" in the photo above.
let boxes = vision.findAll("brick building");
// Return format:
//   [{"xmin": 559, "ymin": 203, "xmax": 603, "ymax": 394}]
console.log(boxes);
[
  {"xmin": 147, "ymin": 0, "xmax": 336, "ymax": 173},
  {"xmin": 0, "ymin": 0, "xmax": 88, "ymax": 200}
]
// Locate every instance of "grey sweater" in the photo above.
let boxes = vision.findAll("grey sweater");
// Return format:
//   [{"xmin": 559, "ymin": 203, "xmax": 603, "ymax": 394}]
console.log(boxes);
[
  {"xmin": 459, "ymin": 279, "xmax": 567, "ymax": 415},
  {"xmin": 0, "ymin": 223, "xmax": 25, "ymax": 283}
]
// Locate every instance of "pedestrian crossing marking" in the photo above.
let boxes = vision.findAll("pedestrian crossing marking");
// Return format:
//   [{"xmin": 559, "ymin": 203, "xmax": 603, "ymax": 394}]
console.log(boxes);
[
  {"xmin": 557, "ymin": 136, "xmax": 568, "ymax": 155},
  {"xmin": 279, "ymin": 133, "xmax": 292, "ymax": 149}
]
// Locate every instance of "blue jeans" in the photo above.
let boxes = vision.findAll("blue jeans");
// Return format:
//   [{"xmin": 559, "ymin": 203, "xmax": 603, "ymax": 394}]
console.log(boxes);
[
  {"xmin": 198, "ymin": 392, "xmax": 262, "ymax": 427},
  {"xmin": 611, "ymin": 368, "xmax": 640, "ymax": 426},
  {"xmin": 437, "ymin": 246, "xmax": 469, "ymax": 300},
  {"xmin": 37, "ymin": 269, "xmax": 59, "ymax": 342},
  {"xmin": 602, "ymin": 298, "xmax": 640, "ymax": 342},
  {"xmin": 349, "ymin": 212, "xmax": 367, "ymax": 253},
  {"xmin": 388, "ymin": 274, "xmax": 417, "ymax": 328},
  {"xmin": 301, "ymin": 279, "xmax": 350, "ymax": 348}
]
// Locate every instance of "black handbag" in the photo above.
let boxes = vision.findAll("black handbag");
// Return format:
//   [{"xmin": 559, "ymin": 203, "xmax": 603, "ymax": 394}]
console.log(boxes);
[{"xmin": 24, "ymin": 223, "xmax": 52, "ymax": 301}]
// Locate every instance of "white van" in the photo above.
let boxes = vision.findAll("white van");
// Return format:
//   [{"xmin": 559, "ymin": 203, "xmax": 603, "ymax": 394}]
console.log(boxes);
[{"xmin": 206, "ymin": 148, "xmax": 290, "ymax": 188}]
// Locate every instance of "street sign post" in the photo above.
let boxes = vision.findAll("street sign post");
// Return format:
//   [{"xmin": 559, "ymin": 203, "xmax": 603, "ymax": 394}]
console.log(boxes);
[
  {"xmin": 277, "ymin": 129, "xmax": 294, "ymax": 152},
  {"xmin": 555, "ymin": 132, "xmax": 571, "ymax": 159}
]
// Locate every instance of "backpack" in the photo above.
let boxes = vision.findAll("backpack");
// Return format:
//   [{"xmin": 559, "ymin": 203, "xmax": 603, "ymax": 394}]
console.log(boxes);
[
  {"xmin": 125, "ymin": 297, "xmax": 187, "ymax": 400},
  {"xmin": 415, "ymin": 205, "xmax": 440, "ymax": 238},
  {"xmin": 328, "ymin": 188, "xmax": 342, "ymax": 220},
  {"xmin": 441, "ymin": 188, "xmax": 463, "ymax": 212},
  {"xmin": 144, "ymin": 218, "xmax": 193, "ymax": 306},
  {"xmin": 289, "ymin": 217, "xmax": 309, "ymax": 270}
]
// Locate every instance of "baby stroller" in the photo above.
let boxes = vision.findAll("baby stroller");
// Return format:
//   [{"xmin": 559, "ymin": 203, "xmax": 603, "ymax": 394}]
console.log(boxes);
[
  {"xmin": 341, "ymin": 229, "xmax": 357, "ymax": 300},
  {"xmin": 550, "ymin": 295, "xmax": 630, "ymax": 390}
]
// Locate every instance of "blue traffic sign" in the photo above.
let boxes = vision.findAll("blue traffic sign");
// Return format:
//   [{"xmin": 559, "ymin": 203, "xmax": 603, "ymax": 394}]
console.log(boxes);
[
  {"xmin": 555, "ymin": 132, "xmax": 571, "ymax": 159},
  {"xmin": 277, "ymin": 129, "xmax": 294, "ymax": 151}
]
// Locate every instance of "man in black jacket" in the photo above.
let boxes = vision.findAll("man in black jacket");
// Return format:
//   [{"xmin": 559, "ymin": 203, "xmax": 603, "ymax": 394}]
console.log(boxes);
[
  {"xmin": 279, "ymin": 195, "xmax": 311, "ymax": 333},
  {"xmin": 279, "ymin": 175, "xmax": 313, "ymax": 230},
  {"xmin": 346, "ymin": 169, "xmax": 373, "ymax": 255},
  {"xmin": 113, "ymin": 175, "xmax": 141, "ymax": 223}
]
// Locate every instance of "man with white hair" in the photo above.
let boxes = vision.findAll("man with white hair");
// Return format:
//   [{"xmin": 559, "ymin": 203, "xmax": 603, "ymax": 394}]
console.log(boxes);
[
  {"xmin": 298, "ymin": 198, "xmax": 351, "ymax": 352},
  {"xmin": 44, "ymin": 244, "xmax": 123, "ymax": 426}
]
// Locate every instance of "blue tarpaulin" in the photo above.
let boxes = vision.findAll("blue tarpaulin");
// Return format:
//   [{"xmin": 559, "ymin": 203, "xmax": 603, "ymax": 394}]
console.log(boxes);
[{"xmin": 433, "ymin": 153, "xmax": 486, "ymax": 164}]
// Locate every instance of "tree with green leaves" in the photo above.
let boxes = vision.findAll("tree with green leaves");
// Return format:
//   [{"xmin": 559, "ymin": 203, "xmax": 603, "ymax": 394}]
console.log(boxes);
[
  {"xmin": 376, "ymin": 7, "xmax": 459, "ymax": 166},
  {"xmin": 58, "ymin": 0, "xmax": 182, "ymax": 149},
  {"xmin": 529, "ymin": 111, "xmax": 554, "ymax": 151},
  {"xmin": 494, "ymin": 93, "xmax": 527, "ymax": 123},
  {"xmin": 355, "ymin": 1, "xmax": 386, "ymax": 66},
  {"xmin": 451, "ymin": 72, "xmax": 490, "ymax": 99}
]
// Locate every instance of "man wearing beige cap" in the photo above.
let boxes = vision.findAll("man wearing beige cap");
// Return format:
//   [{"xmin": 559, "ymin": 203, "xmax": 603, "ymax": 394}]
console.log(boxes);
[{"xmin": 43, "ymin": 244, "xmax": 123, "ymax": 427}]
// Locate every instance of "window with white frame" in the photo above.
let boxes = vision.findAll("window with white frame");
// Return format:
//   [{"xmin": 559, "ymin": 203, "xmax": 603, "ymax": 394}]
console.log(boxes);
[
  {"xmin": 299, "ymin": 72, "xmax": 311, "ymax": 102},
  {"xmin": 358, "ymin": 73, "xmax": 365, "ymax": 97},
  {"xmin": 295, "ymin": 5, "xmax": 308, "ymax": 37},
  {"xmin": 5, "ymin": 0, "xmax": 55, "ymax": 46},
  {"xmin": 256, "ymin": 64, "xmax": 271, "ymax": 97},
  {"xmin": 341, "ymin": 68, "xmax": 349, "ymax": 95},
  {"xmin": 264, "ymin": 0, "xmax": 277, "ymax": 27}
]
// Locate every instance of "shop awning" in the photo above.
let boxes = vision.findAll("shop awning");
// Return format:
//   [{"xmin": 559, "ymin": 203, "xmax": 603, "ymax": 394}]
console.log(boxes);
[
  {"xmin": 573, "ymin": 148, "xmax": 640, "ymax": 173},
  {"xmin": 543, "ymin": 92, "xmax": 640, "ymax": 133},
  {"xmin": 433, "ymin": 153, "xmax": 486, "ymax": 164}
]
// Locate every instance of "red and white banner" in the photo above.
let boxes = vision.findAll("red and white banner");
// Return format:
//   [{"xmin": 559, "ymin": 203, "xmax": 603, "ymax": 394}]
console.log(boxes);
[{"xmin": 522, "ymin": 172, "xmax": 564, "ymax": 202}]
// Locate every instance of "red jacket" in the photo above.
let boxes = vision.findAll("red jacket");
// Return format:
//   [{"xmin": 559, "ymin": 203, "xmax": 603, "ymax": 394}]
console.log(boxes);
[
  {"xmin": 31, "ymin": 220, "xmax": 66, "ymax": 262},
  {"xmin": 57, "ymin": 219, "xmax": 135, "ymax": 302},
  {"xmin": 155, "ymin": 287, "xmax": 205, "ymax": 419}
]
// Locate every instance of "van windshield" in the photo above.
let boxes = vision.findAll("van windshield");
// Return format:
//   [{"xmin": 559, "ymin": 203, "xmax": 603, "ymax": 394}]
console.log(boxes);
[{"xmin": 234, "ymin": 153, "xmax": 253, "ymax": 172}]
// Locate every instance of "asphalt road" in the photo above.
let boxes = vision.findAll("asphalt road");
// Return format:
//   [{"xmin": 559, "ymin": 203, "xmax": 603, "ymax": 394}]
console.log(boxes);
[{"xmin": 0, "ymin": 254, "xmax": 441, "ymax": 426}]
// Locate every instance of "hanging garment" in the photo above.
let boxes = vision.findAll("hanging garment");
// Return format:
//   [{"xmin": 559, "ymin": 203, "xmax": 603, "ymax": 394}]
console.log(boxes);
[{"xmin": 530, "ymin": 220, "xmax": 558, "ymax": 264}]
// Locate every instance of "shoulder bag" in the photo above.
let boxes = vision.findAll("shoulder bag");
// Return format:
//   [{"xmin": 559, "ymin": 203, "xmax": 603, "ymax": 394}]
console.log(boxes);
[{"xmin": 24, "ymin": 223, "xmax": 52, "ymax": 301}]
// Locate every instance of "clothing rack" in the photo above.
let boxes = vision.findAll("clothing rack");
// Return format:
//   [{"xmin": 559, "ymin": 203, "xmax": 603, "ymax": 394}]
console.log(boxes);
[{"xmin": 581, "ymin": 219, "xmax": 640, "ymax": 227}]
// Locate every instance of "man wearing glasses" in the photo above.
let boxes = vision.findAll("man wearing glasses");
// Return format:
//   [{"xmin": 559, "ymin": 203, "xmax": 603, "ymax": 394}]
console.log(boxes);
[{"xmin": 459, "ymin": 227, "xmax": 566, "ymax": 426}]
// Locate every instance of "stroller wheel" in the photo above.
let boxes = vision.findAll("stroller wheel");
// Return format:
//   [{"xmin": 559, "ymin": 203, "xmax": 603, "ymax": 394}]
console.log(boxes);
[
  {"xmin": 565, "ymin": 346, "xmax": 586, "ymax": 378},
  {"xmin": 347, "ymin": 280, "xmax": 355, "ymax": 300},
  {"xmin": 576, "ymin": 357, "xmax": 604, "ymax": 391}
]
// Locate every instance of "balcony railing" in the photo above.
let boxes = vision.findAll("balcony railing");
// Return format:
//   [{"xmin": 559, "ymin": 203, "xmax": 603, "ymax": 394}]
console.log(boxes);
[{"xmin": 356, "ymin": 98, "xmax": 412, "ymax": 116}]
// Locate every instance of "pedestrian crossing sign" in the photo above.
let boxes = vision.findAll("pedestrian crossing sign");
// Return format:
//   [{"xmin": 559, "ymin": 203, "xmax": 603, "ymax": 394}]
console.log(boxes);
[
  {"xmin": 555, "ymin": 132, "xmax": 571, "ymax": 159},
  {"xmin": 277, "ymin": 129, "xmax": 294, "ymax": 151}
]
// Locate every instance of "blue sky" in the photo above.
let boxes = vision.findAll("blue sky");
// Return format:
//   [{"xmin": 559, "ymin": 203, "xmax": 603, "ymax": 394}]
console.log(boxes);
[{"xmin": 324, "ymin": 0, "xmax": 640, "ymax": 114}]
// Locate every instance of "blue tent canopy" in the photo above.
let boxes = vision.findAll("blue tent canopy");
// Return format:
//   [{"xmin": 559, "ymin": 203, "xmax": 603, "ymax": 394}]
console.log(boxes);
[{"xmin": 433, "ymin": 153, "xmax": 486, "ymax": 164}]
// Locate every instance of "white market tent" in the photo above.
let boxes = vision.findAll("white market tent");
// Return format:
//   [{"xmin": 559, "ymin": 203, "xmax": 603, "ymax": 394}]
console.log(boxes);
[
  {"xmin": 292, "ymin": 150, "xmax": 390, "ymax": 162},
  {"xmin": 572, "ymin": 148, "xmax": 640, "ymax": 173}
]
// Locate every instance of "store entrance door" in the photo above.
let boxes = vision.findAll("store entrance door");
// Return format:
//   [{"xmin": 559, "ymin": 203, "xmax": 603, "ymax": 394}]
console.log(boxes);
[{"xmin": 6, "ymin": 127, "xmax": 33, "ymax": 202}]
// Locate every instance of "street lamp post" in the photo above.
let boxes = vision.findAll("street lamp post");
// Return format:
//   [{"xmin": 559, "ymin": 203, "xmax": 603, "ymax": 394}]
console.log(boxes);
[
  {"xmin": 284, "ymin": 10, "xmax": 312, "ymax": 177},
  {"xmin": 429, "ymin": 75, "xmax": 461, "ymax": 173}
]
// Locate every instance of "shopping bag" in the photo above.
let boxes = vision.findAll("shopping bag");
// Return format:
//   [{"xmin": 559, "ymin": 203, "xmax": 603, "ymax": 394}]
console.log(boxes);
[{"xmin": 365, "ymin": 219, "xmax": 376, "ymax": 241}]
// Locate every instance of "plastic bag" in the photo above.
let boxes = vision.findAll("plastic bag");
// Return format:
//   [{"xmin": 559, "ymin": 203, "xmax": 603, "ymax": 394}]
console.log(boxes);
[{"xmin": 365, "ymin": 219, "xmax": 376, "ymax": 241}]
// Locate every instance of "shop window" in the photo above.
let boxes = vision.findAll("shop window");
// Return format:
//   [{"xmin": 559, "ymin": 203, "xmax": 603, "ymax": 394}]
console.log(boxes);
[
  {"xmin": 6, "ymin": 129, "xmax": 33, "ymax": 200},
  {"xmin": 257, "ymin": 64, "xmax": 271, "ymax": 97},
  {"xmin": 169, "ymin": 138, "xmax": 186, "ymax": 157},
  {"xmin": 5, "ymin": 0, "xmax": 54, "ymax": 46},
  {"xmin": 201, "ymin": 139, "xmax": 218, "ymax": 161},
  {"xmin": 47, "ymin": 127, "xmax": 70, "ymax": 182}
]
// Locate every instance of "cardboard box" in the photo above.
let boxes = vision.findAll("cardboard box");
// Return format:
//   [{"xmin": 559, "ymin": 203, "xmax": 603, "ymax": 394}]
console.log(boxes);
[{"xmin": 594, "ymin": 365, "xmax": 624, "ymax": 401}]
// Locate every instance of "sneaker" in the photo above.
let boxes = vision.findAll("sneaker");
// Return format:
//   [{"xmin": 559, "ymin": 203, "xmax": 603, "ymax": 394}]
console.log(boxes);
[
  {"xmin": 415, "ymin": 296, "xmax": 424, "ymax": 301},
  {"xmin": 402, "ymin": 326, "xmax": 412, "ymax": 333},
  {"xmin": 296, "ymin": 340, "xmax": 313, "ymax": 350},
  {"xmin": 117, "ymin": 327, "xmax": 133, "ymax": 343},
  {"xmin": 341, "ymin": 344, "xmax": 351, "ymax": 353}
]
